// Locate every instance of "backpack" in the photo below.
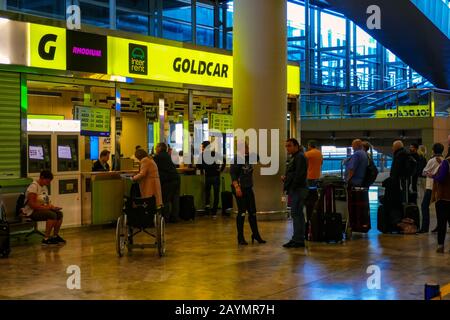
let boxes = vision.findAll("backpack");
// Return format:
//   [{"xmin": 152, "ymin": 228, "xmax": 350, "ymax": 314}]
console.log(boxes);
[
  {"xmin": 15, "ymin": 193, "xmax": 26, "ymax": 219},
  {"xmin": 363, "ymin": 158, "xmax": 378, "ymax": 187}
]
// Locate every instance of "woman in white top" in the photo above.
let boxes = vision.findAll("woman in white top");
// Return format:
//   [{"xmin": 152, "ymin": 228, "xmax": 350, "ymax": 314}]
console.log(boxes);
[{"xmin": 420, "ymin": 143, "xmax": 444, "ymax": 233}]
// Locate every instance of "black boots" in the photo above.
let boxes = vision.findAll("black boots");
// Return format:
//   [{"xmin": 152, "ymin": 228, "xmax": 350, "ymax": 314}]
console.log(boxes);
[
  {"xmin": 236, "ymin": 214, "xmax": 248, "ymax": 245},
  {"xmin": 248, "ymin": 215, "xmax": 266, "ymax": 244},
  {"xmin": 236, "ymin": 214, "xmax": 266, "ymax": 245}
]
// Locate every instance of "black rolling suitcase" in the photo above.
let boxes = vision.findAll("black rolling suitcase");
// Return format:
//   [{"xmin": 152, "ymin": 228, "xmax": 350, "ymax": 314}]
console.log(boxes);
[
  {"xmin": 402, "ymin": 179, "xmax": 420, "ymax": 229},
  {"xmin": 179, "ymin": 195, "xmax": 196, "ymax": 221},
  {"xmin": 322, "ymin": 185, "xmax": 343, "ymax": 243},
  {"xmin": 0, "ymin": 204, "xmax": 11, "ymax": 258},
  {"xmin": 310, "ymin": 184, "xmax": 343, "ymax": 243},
  {"xmin": 221, "ymin": 177, "xmax": 233, "ymax": 216}
]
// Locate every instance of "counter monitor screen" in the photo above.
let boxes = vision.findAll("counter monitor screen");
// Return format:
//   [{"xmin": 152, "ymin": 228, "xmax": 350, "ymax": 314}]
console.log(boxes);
[
  {"xmin": 58, "ymin": 145, "xmax": 72, "ymax": 160},
  {"xmin": 29, "ymin": 145, "xmax": 44, "ymax": 160}
]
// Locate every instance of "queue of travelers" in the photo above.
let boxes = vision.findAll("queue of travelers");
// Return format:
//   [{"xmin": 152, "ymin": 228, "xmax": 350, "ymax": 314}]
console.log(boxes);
[{"xmin": 23, "ymin": 134, "xmax": 450, "ymax": 253}]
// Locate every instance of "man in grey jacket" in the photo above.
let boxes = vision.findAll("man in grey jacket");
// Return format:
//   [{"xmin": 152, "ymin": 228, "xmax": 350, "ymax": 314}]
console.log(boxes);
[{"xmin": 282, "ymin": 138, "xmax": 308, "ymax": 248}]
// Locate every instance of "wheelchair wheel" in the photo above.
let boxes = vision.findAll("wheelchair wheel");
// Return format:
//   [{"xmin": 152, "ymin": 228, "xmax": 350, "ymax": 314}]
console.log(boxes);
[
  {"xmin": 116, "ymin": 214, "xmax": 128, "ymax": 257},
  {"xmin": 155, "ymin": 213, "xmax": 165, "ymax": 257}
]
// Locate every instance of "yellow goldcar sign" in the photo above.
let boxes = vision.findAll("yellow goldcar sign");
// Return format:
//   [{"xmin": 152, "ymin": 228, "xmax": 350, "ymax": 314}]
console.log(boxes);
[
  {"xmin": 22, "ymin": 22, "xmax": 300, "ymax": 94},
  {"xmin": 29, "ymin": 24, "xmax": 66, "ymax": 70},
  {"xmin": 108, "ymin": 36, "xmax": 300, "ymax": 95},
  {"xmin": 375, "ymin": 105, "xmax": 433, "ymax": 118}
]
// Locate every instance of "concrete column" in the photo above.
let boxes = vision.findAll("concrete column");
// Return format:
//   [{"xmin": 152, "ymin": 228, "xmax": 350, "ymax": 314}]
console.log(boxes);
[{"xmin": 233, "ymin": 0, "xmax": 287, "ymax": 214}]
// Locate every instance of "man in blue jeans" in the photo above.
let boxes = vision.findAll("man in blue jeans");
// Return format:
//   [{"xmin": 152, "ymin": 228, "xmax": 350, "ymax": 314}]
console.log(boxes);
[{"xmin": 282, "ymin": 138, "xmax": 308, "ymax": 248}]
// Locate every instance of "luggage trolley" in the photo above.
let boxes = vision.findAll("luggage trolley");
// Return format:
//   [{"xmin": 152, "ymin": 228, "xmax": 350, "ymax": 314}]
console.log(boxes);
[{"xmin": 116, "ymin": 176, "xmax": 165, "ymax": 257}]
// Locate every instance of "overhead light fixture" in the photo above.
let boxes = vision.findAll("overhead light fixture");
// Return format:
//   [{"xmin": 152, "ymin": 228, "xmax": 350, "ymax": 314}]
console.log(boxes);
[{"xmin": 28, "ymin": 90, "xmax": 62, "ymax": 98}]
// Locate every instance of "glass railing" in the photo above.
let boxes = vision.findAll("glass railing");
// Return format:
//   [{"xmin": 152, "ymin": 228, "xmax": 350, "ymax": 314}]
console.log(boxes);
[{"xmin": 301, "ymin": 88, "xmax": 450, "ymax": 119}]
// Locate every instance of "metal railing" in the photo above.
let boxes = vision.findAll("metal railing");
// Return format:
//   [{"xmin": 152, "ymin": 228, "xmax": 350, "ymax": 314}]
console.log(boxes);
[{"xmin": 301, "ymin": 87, "xmax": 450, "ymax": 119}]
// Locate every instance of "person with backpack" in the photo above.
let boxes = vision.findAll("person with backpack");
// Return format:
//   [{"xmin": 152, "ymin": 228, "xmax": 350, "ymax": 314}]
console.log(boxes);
[
  {"xmin": 431, "ymin": 153, "xmax": 450, "ymax": 253},
  {"xmin": 362, "ymin": 141, "xmax": 378, "ymax": 187},
  {"xmin": 345, "ymin": 139, "xmax": 371, "ymax": 233},
  {"xmin": 22, "ymin": 170, "xmax": 65, "ymax": 246},
  {"xmin": 420, "ymin": 143, "xmax": 444, "ymax": 233}
]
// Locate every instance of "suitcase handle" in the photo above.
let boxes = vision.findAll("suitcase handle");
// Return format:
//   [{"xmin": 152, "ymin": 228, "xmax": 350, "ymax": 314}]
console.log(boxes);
[{"xmin": 323, "ymin": 185, "xmax": 336, "ymax": 214}]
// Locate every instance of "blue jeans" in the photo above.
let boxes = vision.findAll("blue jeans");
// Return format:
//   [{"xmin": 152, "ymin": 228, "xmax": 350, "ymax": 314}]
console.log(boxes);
[
  {"xmin": 420, "ymin": 189, "xmax": 432, "ymax": 232},
  {"xmin": 289, "ymin": 187, "xmax": 309, "ymax": 243}
]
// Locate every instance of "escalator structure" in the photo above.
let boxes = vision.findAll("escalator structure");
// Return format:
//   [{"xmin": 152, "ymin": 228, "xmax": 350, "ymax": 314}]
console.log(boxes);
[{"xmin": 315, "ymin": 0, "xmax": 450, "ymax": 92}]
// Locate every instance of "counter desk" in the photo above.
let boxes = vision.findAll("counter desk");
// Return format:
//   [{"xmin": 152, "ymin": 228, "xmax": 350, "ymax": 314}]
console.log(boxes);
[{"xmin": 81, "ymin": 169, "xmax": 233, "ymax": 226}]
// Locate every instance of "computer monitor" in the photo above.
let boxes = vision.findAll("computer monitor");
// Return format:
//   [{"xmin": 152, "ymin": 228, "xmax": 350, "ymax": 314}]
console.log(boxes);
[
  {"xmin": 29, "ymin": 145, "xmax": 44, "ymax": 160},
  {"xmin": 58, "ymin": 145, "xmax": 72, "ymax": 160}
]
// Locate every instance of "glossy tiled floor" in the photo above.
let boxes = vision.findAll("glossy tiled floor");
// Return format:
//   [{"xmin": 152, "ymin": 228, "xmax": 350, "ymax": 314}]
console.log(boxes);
[{"xmin": 1, "ymin": 204, "xmax": 450, "ymax": 300}]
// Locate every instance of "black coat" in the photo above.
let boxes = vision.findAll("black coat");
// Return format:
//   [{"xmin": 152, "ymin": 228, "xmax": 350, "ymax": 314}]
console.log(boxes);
[{"xmin": 390, "ymin": 147, "xmax": 409, "ymax": 181}]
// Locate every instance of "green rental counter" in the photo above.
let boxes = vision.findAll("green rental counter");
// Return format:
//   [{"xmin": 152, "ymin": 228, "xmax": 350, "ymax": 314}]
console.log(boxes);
[
  {"xmin": 82, "ymin": 170, "xmax": 233, "ymax": 225},
  {"xmin": 180, "ymin": 171, "xmax": 232, "ymax": 210}
]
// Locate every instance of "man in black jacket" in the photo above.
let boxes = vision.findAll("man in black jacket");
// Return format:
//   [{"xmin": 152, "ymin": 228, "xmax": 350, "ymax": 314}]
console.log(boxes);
[
  {"xmin": 388, "ymin": 140, "xmax": 410, "ymax": 224},
  {"xmin": 153, "ymin": 143, "xmax": 180, "ymax": 223},
  {"xmin": 198, "ymin": 141, "xmax": 226, "ymax": 216},
  {"xmin": 92, "ymin": 150, "xmax": 110, "ymax": 172},
  {"xmin": 282, "ymin": 138, "xmax": 308, "ymax": 248}
]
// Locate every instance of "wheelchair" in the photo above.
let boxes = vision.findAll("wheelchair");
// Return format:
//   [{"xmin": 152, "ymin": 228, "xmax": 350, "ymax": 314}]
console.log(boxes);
[{"xmin": 115, "ymin": 195, "xmax": 165, "ymax": 257}]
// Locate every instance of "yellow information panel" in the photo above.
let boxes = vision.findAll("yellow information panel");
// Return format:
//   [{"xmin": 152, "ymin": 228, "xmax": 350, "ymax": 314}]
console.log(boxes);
[
  {"xmin": 210, "ymin": 113, "xmax": 233, "ymax": 133},
  {"xmin": 375, "ymin": 105, "xmax": 433, "ymax": 118},
  {"xmin": 287, "ymin": 65, "xmax": 300, "ymax": 95},
  {"xmin": 29, "ymin": 24, "xmax": 66, "ymax": 70}
]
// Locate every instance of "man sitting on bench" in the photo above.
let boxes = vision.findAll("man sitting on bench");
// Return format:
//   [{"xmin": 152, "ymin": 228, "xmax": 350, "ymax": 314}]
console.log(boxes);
[{"xmin": 22, "ymin": 170, "xmax": 66, "ymax": 245}]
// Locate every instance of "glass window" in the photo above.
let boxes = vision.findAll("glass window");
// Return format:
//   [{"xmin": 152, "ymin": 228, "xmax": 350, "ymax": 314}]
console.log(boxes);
[
  {"xmin": 197, "ymin": 26, "xmax": 214, "ymax": 47},
  {"xmin": 320, "ymin": 12, "xmax": 346, "ymax": 48},
  {"xmin": 7, "ymin": 0, "xmax": 65, "ymax": 19},
  {"xmin": 163, "ymin": 19, "xmax": 192, "ymax": 42},
  {"xmin": 226, "ymin": 1, "xmax": 233, "ymax": 28},
  {"xmin": 163, "ymin": 0, "xmax": 191, "ymax": 22},
  {"xmin": 79, "ymin": 2, "xmax": 110, "ymax": 28},
  {"xmin": 356, "ymin": 26, "xmax": 376, "ymax": 57},
  {"xmin": 197, "ymin": 3, "xmax": 214, "ymax": 27},
  {"xmin": 287, "ymin": 2, "xmax": 305, "ymax": 37},
  {"xmin": 117, "ymin": 0, "xmax": 149, "ymax": 11},
  {"xmin": 117, "ymin": 10, "xmax": 149, "ymax": 35}
]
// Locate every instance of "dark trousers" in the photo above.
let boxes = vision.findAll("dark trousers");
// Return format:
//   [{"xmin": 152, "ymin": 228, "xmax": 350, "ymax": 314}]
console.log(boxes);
[
  {"xmin": 420, "ymin": 189, "xmax": 432, "ymax": 232},
  {"xmin": 162, "ymin": 180, "xmax": 180, "ymax": 221},
  {"xmin": 289, "ymin": 188, "xmax": 308, "ymax": 244},
  {"xmin": 233, "ymin": 187, "xmax": 257, "ymax": 215},
  {"xmin": 205, "ymin": 175, "xmax": 220, "ymax": 214},
  {"xmin": 436, "ymin": 200, "xmax": 450, "ymax": 245},
  {"xmin": 232, "ymin": 187, "xmax": 261, "ymax": 241}
]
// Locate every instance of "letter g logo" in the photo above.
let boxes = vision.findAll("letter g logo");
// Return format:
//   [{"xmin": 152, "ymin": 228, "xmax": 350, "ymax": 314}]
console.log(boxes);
[{"xmin": 38, "ymin": 34, "xmax": 58, "ymax": 60}]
